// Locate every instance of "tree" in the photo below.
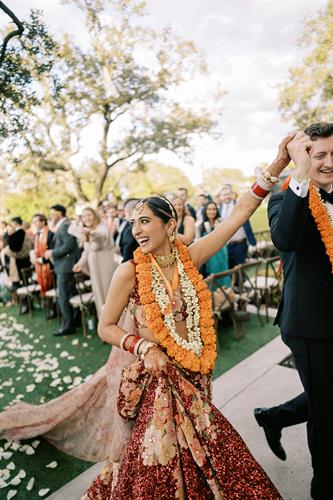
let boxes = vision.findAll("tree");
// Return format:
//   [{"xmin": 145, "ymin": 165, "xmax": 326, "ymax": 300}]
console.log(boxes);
[
  {"xmin": 279, "ymin": 0, "xmax": 333, "ymax": 127},
  {"xmin": 200, "ymin": 167, "xmax": 249, "ymax": 197},
  {"xmin": 0, "ymin": 2, "xmax": 24, "ymax": 66},
  {"xmin": 3, "ymin": 0, "xmax": 222, "ymax": 205},
  {"xmin": 0, "ymin": 10, "xmax": 57, "ymax": 137}
]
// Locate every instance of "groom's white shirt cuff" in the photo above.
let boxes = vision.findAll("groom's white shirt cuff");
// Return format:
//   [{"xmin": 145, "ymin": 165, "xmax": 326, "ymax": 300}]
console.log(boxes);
[{"xmin": 289, "ymin": 176, "xmax": 310, "ymax": 198}]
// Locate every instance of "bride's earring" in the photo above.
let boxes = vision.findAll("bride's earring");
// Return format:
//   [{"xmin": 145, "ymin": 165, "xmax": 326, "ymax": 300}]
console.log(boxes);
[{"xmin": 168, "ymin": 229, "xmax": 176, "ymax": 243}]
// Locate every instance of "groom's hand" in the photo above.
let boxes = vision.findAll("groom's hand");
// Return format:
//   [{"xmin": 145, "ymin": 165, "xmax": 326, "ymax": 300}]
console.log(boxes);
[{"xmin": 287, "ymin": 131, "xmax": 312, "ymax": 181}]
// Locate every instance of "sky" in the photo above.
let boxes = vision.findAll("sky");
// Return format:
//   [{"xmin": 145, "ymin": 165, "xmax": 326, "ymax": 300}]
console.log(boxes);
[{"xmin": 1, "ymin": 0, "xmax": 328, "ymax": 184}]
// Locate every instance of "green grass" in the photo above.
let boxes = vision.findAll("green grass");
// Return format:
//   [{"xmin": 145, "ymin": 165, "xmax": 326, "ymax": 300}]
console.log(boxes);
[{"xmin": 0, "ymin": 305, "xmax": 279, "ymax": 498}]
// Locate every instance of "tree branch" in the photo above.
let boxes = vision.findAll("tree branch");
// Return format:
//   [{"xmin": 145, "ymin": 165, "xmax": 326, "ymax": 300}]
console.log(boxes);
[{"xmin": 0, "ymin": 2, "xmax": 24, "ymax": 66}]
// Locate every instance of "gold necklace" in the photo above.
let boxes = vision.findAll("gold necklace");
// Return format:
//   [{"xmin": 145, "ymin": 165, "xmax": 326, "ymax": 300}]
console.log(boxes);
[{"xmin": 154, "ymin": 248, "xmax": 176, "ymax": 268}]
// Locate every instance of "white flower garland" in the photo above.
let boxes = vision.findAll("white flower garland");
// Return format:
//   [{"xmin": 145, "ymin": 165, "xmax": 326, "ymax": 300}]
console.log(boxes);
[{"xmin": 150, "ymin": 250, "xmax": 203, "ymax": 357}]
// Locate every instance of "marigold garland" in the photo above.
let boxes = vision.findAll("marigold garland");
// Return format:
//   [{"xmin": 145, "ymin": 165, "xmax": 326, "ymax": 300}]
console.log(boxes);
[
  {"xmin": 133, "ymin": 239, "xmax": 217, "ymax": 374},
  {"xmin": 309, "ymin": 182, "xmax": 333, "ymax": 273}
]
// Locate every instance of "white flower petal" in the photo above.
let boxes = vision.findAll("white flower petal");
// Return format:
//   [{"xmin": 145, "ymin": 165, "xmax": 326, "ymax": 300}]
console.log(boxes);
[
  {"xmin": 2, "ymin": 452, "xmax": 13, "ymax": 460},
  {"xmin": 10, "ymin": 475, "xmax": 21, "ymax": 486},
  {"xmin": 31, "ymin": 440, "xmax": 40, "ymax": 449},
  {"xmin": 26, "ymin": 477, "xmax": 35, "ymax": 491},
  {"xmin": 45, "ymin": 461, "xmax": 58, "ymax": 469},
  {"xmin": 38, "ymin": 488, "xmax": 50, "ymax": 497},
  {"xmin": 26, "ymin": 384, "xmax": 35, "ymax": 393},
  {"xmin": 7, "ymin": 490, "xmax": 17, "ymax": 499}
]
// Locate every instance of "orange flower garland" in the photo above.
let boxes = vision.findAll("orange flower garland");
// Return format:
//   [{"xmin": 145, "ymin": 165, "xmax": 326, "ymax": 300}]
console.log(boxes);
[
  {"xmin": 133, "ymin": 239, "xmax": 217, "ymax": 374},
  {"xmin": 309, "ymin": 182, "xmax": 333, "ymax": 273}
]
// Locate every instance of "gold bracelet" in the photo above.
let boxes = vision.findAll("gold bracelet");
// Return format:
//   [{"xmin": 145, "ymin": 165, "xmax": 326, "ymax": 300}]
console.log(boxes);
[{"xmin": 262, "ymin": 170, "xmax": 280, "ymax": 184}]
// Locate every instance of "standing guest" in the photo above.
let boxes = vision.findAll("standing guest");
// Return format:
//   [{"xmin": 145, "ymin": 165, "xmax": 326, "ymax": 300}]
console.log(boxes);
[
  {"xmin": 177, "ymin": 186, "xmax": 197, "ymax": 219},
  {"xmin": 4, "ymin": 217, "xmax": 33, "ymax": 313},
  {"xmin": 115, "ymin": 198, "xmax": 139, "ymax": 263},
  {"xmin": 220, "ymin": 185, "xmax": 257, "ymax": 268},
  {"xmin": 199, "ymin": 201, "xmax": 231, "ymax": 289},
  {"xmin": 97, "ymin": 202, "xmax": 108, "ymax": 226},
  {"xmin": 117, "ymin": 203, "xmax": 125, "ymax": 223},
  {"xmin": 0, "ymin": 221, "xmax": 8, "ymax": 236},
  {"xmin": 30, "ymin": 213, "xmax": 54, "ymax": 297},
  {"xmin": 45, "ymin": 204, "xmax": 80, "ymax": 337},
  {"xmin": 106, "ymin": 204, "xmax": 119, "ymax": 241},
  {"xmin": 196, "ymin": 193, "xmax": 208, "ymax": 222},
  {"xmin": 172, "ymin": 195, "xmax": 195, "ymax": 245},
  {"xmin": 72, "ymin": 207, "xmax": 117, "ymax": 318},
  {"xmin": 261, "ymin": 122, "xmax": 333, "ymax": 500},
  {"xmin": 0, "ymin": 136, "xmax": 292, "ymax": 499}
]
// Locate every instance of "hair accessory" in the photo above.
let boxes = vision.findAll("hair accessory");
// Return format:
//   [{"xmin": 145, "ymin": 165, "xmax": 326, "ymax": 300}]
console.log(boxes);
[
  {"xmin": 133, "ymin": 200, "xmax": 144, "ymax": 214},
  {"xmin": 154, "ymin": 195, "xmax": 177, "ymax": 219}
]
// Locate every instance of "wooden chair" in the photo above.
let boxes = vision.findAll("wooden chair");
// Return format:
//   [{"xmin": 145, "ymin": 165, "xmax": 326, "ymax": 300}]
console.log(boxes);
[
  {"xmin": 255, "ymin": 255, "xmax": 283, "ymax": 322},
  {"xmin": 205, "ymin": 268, "xmax": 246, "ymax": 342},
  {"xmin": 69, "ymin": 273, "xmax": 96, "ymax": 337},
  {"xmin": 44, "ymin": 269, "xmax": 61, "ymax": 322},
  {"xmin": 237, "ymin": 260, "xmax": 265, "ymax": 326},
  {"xmin": 249, "ymin": 230, "xmax": 277, "ymax": 259},
  {"xmin": 16, "ymin": 267, "xmax": 41, "ymax": 316}
]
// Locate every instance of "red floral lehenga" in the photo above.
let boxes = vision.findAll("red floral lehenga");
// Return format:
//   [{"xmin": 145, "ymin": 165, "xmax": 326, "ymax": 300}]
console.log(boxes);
[{"xmin": 0, "ymin": 315, "xmax": 281, "ymax": 499}]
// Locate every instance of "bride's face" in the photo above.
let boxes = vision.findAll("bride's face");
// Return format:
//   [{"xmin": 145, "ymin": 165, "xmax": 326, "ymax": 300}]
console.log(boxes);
[{"xmin": 130, "ymin": 204, "xmax": 174, "ymax": 255}]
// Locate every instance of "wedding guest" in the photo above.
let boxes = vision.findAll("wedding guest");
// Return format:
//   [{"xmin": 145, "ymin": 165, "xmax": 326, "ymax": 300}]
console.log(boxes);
[
  {"xmin": 177, "ymin": 186, "xmax": 197, "ymax": 219},
  {"xmin": 30, "ymin": 213, "xmax": 54, "ymax": 297},
  {"xmin": 199, "ymin": 201, "xmax": 231, "ymax": 289},
  {"xmin": 220, "ymin": 185, "xmax": 257, "ymax": 267},
  {"xmin": 114, "ymin": 198, "xmax": 139, "ymax": 264},
  {"xmin": 172, "ymin": 195, "xmax": 195, "ymax": 245},
  {"xmin": 72, "ymin": 207, "xmax": 117, "ymax": 318},
  {"xmin": 4, "ymin": 217, "xmax": 33, "ymax": 313},
  {"xmin": 45, "ymin": 204, "xmax": 80, "ymax": 336}
]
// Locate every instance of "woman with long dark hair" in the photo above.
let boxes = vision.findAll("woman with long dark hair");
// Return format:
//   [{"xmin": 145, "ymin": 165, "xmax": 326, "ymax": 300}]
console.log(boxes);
[{"xmin": 199, "ymin": 201, "xmax": 231, "ymax": 289}]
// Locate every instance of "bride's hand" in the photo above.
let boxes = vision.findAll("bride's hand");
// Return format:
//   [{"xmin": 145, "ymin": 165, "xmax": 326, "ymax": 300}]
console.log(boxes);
[
  {"xmin": 267, "ymin": 132, "xmax": 296, "ymax": 178},
  {"xmin": 143, "ymin": 346, "xmax": 169, "ymax": 376}
]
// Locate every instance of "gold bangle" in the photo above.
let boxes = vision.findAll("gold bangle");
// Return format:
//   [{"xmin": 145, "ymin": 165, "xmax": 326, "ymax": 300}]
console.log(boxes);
[{"xmin": 262, "ymin": 170, "xmax": 279, "ymax": 184}]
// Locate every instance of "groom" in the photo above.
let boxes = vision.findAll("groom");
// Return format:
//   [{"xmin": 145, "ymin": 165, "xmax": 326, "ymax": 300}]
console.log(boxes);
[{"xmin": 261, "ymin": 123, "xmax": 333, "ymax": 500}]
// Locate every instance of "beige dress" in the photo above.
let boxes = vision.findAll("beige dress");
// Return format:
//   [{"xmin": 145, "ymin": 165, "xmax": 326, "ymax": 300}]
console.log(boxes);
[{"xmin": 75, "ymin": 224, "xmax": 117, "ymax": 318}]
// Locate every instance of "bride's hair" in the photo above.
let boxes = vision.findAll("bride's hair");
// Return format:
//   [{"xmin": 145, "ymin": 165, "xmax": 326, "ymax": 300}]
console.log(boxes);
[{"xmin": 134, "ymin": 196, "xmax": 178, "ymax": 223}]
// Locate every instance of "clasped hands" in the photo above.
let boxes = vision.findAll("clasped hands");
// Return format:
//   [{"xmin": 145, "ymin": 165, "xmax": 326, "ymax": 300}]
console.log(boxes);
[{"xmin": 286, "ymin": 131, "xmax": 312, "ymax": 181}]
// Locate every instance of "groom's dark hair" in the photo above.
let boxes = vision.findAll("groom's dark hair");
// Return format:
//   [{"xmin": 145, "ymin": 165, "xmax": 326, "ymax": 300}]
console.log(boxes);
[{"xmin": 304, "ymin": 122, "xmax": 333, "ymax": 140}]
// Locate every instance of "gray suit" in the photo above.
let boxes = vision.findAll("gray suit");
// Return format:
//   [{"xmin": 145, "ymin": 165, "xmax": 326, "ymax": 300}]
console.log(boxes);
[{"xmin": 52, "ymin": 219, "xmax": 80, "ymax": 331}]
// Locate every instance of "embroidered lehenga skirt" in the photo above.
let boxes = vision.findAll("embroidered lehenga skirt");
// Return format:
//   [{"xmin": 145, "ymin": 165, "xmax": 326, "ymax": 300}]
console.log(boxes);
[{"xmin": 84, "ymin": 361, "xmax": 281, "ymax": 499}]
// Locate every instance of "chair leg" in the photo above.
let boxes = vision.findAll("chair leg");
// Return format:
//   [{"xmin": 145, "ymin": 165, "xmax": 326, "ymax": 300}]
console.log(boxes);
[
  {"xmin": 27, "ymin": 295, "xmax": 33, "ymax": 316},
  {"xmin": 81, "ymin": 309, "xmax": 87, "ymax": 337}
]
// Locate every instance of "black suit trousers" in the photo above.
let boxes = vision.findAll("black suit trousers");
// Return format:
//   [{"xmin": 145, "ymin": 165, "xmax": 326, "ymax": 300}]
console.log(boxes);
[
  {"xmin": 57, "ymin": 272, "xmax": 76, "ymax": 331},
  {"xmin": 268, "ymin": 392, "xmax": 308, "ymax": 428},
  {"xmin": 283, "ymin": 333, "xmax": 333, "ymax": 500}
]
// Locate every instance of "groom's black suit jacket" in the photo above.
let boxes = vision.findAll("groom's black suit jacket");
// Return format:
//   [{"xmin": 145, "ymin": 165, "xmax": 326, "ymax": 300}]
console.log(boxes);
[{"xmin": 268, "ymin": 187, "xmax": 333, "ymax": 339}]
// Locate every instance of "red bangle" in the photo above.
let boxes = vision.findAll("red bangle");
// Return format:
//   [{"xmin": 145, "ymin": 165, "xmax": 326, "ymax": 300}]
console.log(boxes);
[
  {"xmin": 251, "ymin": 182, "xmax": 269, "ymax": 199},
  {"xmin": 128, "ymin": 336, "xmax": 141, "ymax": 354}
]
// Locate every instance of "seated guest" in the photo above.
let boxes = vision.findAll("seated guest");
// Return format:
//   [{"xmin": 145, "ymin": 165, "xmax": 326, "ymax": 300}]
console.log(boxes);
[
  {"xmin": 4, "ymin": 217, "xmax": 33, "ymax": 313},
  {"xmin": 172, "ymin": 195, "xmax": 195, "ymax": 245},
  {"xmin": 199, "ymin": 201, "xmax": 231, "ymax": 289},
  {"xmin": 72, "ymin": 207, "xmax": 117, "ymax": 318}
]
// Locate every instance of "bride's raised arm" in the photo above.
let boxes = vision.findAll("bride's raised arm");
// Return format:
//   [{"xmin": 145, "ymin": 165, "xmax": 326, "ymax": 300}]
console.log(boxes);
[{"xmin": 189, "ymin": 134, "xmax": 294, "ymax": 268}]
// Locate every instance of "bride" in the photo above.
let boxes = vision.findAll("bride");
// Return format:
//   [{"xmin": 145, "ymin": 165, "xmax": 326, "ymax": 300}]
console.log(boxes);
[{"xmin": 0, "ymin": 135, "xmax": 293, "ymax": 499}]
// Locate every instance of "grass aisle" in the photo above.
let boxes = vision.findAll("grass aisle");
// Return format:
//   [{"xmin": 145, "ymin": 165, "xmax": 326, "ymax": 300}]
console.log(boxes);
[{"xmin": 0, "ymin": 306, "xmax": 279, "ymax": 498}]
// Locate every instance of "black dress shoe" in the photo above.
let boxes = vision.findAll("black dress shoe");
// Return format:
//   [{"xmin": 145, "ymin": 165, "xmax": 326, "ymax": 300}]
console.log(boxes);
[
  {"xmin": 52, "ymin": 328, "xmax": 76, "ymax": 337},
  {"xmin": 254, "ymin": 407, "xmax": 287, "ymax": 461}
]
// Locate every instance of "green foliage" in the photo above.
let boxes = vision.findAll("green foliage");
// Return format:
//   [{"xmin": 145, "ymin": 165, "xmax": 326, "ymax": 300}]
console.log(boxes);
[
  {"xmin": 0, "ymin": 10, "xmax": 58, "ymax": 137},
  {"xmin": 2, "ymin": 0, "xmax": 222, "ymax": 205},
  {"xmin": 279, "ymin": 1, "xmax": 333, "ymax": 127},
  {"xmin": 201, "ymin": 167, "xmax": 250, "ymax": 197}
]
